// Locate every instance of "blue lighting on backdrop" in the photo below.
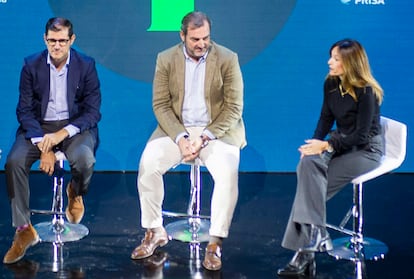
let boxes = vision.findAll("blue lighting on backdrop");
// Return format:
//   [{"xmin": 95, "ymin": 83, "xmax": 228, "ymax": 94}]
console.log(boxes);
[{"xmin": 0, "ymin": 0, "xmax": 412, "ymax": 172}]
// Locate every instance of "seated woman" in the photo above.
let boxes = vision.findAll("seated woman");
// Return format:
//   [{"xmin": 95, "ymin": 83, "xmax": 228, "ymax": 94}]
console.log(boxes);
[{"xmin": 277, "ymin": 39, "xmax": 384, "ymax": 277}]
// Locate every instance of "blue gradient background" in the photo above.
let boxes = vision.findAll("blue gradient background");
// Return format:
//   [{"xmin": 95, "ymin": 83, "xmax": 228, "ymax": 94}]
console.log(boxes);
[{"xmin": 0, "ymin": 0, "xmax": 412, "ymax": 172}]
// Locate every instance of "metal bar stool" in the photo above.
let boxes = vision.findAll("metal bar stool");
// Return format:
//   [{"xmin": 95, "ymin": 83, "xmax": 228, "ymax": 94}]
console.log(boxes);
[
  {"xmin": 31, "ymin": 151, "xmax": 89, "ymax": 271},
  {"xmin": 162, "ymin": 159, "xmax": 211, "ymax": 245},
  {"xmin": 326, "ymin": 117, "xmax": 407, "ymax": 263}
]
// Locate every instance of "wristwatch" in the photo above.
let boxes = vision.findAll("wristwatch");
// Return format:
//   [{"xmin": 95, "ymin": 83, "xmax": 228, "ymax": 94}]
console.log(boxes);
[{"xmin": 200, "ymin": 135, "xmax": 209, "ymax": 148}]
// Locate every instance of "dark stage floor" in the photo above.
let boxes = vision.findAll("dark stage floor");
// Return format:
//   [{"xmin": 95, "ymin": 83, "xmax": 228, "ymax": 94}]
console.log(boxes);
[{"xmin": 0, "ymin": 171, "xmax": 413, "ymax": 279}]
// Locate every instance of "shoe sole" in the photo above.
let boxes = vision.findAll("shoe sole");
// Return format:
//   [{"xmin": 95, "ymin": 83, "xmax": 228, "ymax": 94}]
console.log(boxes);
[
  {"xmin": 3, "ymin": 236, "xmax": 40, "ymax": 264},
  {"xmin": 202, "ymin": 260, "xmax": 222, "ymax": 271},
  {"xmin": 277, "ymin": 260, "xmax": 316, "ymax": 277}
]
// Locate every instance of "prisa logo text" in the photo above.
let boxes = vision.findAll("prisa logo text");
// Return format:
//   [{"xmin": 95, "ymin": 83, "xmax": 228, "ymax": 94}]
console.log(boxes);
[{"xmin": 355, "ymin": 0, "xmax": 385, "ymax": 4}]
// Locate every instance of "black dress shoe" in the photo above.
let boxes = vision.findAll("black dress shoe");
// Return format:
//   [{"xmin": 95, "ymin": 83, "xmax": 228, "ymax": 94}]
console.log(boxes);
[
  {"xmin": 300, "ymin": 224, "xmax": 333, "ymax": 252},
  {"xmin": 277, "ymin": 251, "xmax": 316, "ymax": 277}
]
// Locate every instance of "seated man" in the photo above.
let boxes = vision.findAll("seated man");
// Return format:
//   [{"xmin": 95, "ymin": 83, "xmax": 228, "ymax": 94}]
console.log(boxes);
[
  {"xmin": 3, "ymin": 17, "xmax": 101, "ymax": 264},
  {"xmin": 130, "ymin": 11, "xmax": 246, "ymax": 271}
]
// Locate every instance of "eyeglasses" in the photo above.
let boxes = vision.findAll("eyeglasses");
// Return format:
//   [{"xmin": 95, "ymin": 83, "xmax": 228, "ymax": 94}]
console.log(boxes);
[{"xmin": 46, "ymin": 38, "xmax": 70, "ymax": 46}]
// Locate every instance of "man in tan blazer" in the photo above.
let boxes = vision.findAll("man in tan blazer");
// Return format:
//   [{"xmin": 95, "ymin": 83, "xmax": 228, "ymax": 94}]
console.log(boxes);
[{"xmin": 130, "ymin": 11, "xmax": 246, "ymax": 271}]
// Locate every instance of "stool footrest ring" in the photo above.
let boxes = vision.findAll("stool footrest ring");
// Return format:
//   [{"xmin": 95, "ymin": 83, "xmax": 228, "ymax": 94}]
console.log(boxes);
[
  {"xmin": 31, "ymin": 209, "xmax": 66, "ymax": 216},
  {"xmin": 162, "ymin": 210, "xmax": 210, "ymax": 219},
  {"xmin": 326, "ymin": 223, "xmax": 354, "ymax": 237}
]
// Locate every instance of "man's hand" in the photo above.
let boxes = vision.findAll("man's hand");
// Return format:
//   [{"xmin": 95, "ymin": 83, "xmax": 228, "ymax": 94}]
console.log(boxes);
[
  {"xmin": 191, "ymin": 135, "xmax": 210, "ymax": 154},
  {"xmin": 37, "ymin": 129, "xmax": 69, "ymax": 152},
  {"xmin": 178, "ymin": 136, "xmax": 198, "ymax": 162},
  {"xmin": 178, "ymin": 135, "xmax": 211, "ymax": 162},
  {"xmin": 39, "ymin": 150, "xmax": 57, "ymax": 176}
]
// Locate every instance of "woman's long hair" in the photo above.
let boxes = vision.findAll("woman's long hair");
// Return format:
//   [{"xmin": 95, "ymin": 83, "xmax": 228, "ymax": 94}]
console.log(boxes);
[{"xmin": 328, "ymin": 39, "xmax": 383, "ymax": 104}]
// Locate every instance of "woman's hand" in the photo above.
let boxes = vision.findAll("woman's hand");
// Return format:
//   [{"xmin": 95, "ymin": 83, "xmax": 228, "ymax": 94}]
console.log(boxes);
[{"xmin": 299, "ymin": 139, "xmax": 330, "ymax": 158}]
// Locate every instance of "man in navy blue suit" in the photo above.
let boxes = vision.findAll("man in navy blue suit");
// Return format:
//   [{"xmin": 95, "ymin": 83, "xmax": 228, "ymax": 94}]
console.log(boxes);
[{"xmin": 3, "ymin": 17, "xmax": 101, "ymax": 264}]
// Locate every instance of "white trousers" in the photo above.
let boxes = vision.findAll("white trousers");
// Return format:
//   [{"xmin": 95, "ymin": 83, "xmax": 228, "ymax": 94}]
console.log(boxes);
[{"xmin": 137, "ymin": 127, "xmax": 240, "ymax": 238}]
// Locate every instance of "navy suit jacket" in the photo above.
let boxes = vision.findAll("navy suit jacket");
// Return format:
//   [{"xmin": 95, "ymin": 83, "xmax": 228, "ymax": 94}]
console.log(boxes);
[{"xmin": 16, "ymin": 48, "xmax": 101, "ymax": 142}]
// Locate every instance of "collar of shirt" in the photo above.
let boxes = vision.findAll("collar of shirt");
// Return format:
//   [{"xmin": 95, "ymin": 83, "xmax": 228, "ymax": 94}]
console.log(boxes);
[{"xmin": 47, "ymin": 50, "xmax": 71, "ymax": 70}]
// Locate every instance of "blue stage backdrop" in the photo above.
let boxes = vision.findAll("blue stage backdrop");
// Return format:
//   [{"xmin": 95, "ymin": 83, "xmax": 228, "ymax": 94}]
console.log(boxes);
[{"xmin": 0, "ymin": 0, "xmax": 412, "ymax": 172}]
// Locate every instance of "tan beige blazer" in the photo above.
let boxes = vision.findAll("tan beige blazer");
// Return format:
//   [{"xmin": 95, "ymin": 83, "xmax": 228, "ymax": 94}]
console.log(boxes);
[{"xmin": 149, "ymin": 42, "xmax": 246, "ymax": 149}]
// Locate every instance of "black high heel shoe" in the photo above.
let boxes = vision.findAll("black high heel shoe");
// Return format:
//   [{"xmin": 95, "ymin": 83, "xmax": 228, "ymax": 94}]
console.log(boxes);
[
  {"xmin": 300, "ymin": 224, "xmax": 333, "ymax": 252},
  {"xmin": 277, "ymin": 251, "xmax": 316, "ymax": 277}
]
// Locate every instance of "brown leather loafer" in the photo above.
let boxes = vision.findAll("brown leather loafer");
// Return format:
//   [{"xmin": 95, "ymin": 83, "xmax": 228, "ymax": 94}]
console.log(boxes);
[
  {"xmin": 65, "ymin": 182, "xmax": 85, "ymax": 224},
  {"xmin": 202, "ymin": 243, "xmax": 222, "ymax": 271},
  {"xmin": 131, "ymin": 228, "xmax": 169, "ymax": 260},
  {"xmin": 3, "ymin": 224, "xmax": 40, "ymax": 264}
]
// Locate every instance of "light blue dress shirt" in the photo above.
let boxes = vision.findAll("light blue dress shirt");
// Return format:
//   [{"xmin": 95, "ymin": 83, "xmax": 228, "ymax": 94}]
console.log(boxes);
[
  {"xmin": 31, "ymin": 51, "xmax": 79, "ymax": 144},
  {"xmin": 176, "ymin": 46, "xmax": 215, "ymax": 142}
]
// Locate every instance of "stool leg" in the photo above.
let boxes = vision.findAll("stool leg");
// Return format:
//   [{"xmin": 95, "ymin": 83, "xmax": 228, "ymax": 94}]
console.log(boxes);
[
  {"xmin": 352, "ymin": 183, "xmax": 364, "ymax": 259},
  {"xmin": 189, "ymin": 242, "xmax": 202, "ymax": 277},
  {"xmin": 328, "ymin": 182, "xmax": 388, "ymax": 261},
  {"xmin": 33, "ymin": 160, "xmax": 89, "ymax": 243},
  {"xmin": 165, "ymin": 164, "xmax": 211, "ymax": 243},
  {"xmin": 193, "ymin": 164, "xmax": 201, "ymax": 216},
  {"xmin": 354, "ymin": 259, "xmax": 367, "ymax": 279},
  {"xmin": 188, "ymin": 164, "xmax": 202, "ymax": 239},
  {"xmin": 51, "ymin": 160, "xmax": 65, "ymax": 236},
  {"xmin": 52, "ymin": 242, "xmax": 64, "ymax": 272}
]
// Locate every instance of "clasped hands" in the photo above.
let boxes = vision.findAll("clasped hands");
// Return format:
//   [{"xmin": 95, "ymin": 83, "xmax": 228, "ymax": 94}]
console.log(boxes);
[
  {"xmin": 37, "ymin": 129, "xmax": 69, "ymax": 176},
  {"xmin": 179, "ymin": 135, "xmax": 209, "ymax": 162},
  {"xmin": 298, "ymin": 139, "xmax": 329, "ymax": 159}
]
